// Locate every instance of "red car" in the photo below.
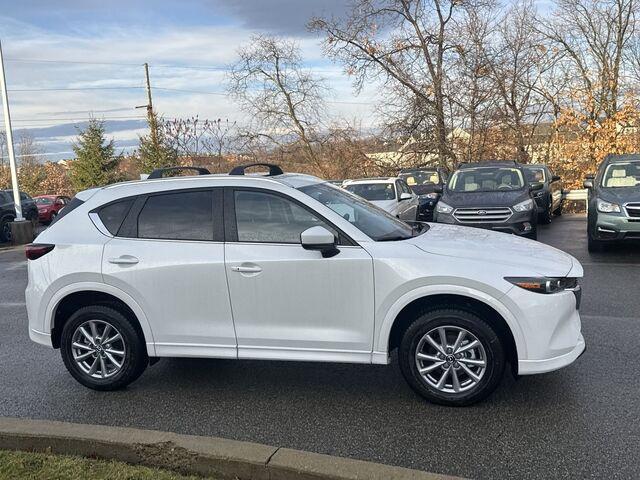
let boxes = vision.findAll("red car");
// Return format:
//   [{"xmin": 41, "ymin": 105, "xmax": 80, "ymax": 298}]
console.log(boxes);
[{"xmin": 34, "ymin": 195, "xmax": 71, "ymax": 223}]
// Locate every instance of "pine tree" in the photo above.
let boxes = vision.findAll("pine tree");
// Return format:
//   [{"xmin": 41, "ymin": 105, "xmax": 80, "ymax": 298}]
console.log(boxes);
[
  {"xmin": 136, "ymin": 111, "xmax": 178, "ymax": 174},
  {"xmin": 70, "ymin": 119, "xmax": 121, "ymax": 191}
]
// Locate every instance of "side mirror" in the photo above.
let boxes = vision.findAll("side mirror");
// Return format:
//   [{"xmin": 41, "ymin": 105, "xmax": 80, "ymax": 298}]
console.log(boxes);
[
  {"xmin": 529, "ymin": 182, "xmax": 544, "ymax": 192},
  {"xmin": 55, "ymin": 199, "xmax": 64, "ymax": 205},
  {"xmin": 552, "ymin": 175, "xmax": 561, "ymax": 182},
  {"xmin": 300, "ymin": 226, "xmax": 339, "ymax": 258},
  {"xmin": 583, "ymin": 180, "xmax": 594, "ymax": 189},
  {"xmin": 399, "ymin": 192, "xmax": 412, "ymax": 201},
  {"xmin": 433, "ymin": 185, "xmax": 443, "ymax": 194}
]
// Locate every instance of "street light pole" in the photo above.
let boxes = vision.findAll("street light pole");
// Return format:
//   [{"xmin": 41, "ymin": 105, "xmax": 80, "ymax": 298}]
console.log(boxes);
[{"xmin": 0, "ymin": 38, "xmax": 23, "ymax": 221}]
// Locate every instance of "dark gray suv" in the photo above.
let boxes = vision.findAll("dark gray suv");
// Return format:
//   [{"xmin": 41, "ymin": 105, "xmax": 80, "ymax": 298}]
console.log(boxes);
[{"xmin": 584, "ymin": 154, "xmax": 640, "ymax": 252}]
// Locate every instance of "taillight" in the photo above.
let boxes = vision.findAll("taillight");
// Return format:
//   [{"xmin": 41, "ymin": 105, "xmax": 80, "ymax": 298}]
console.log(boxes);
[{"xmin": 25, "ymin": 243, "xmax": 55, "ymax": 260}]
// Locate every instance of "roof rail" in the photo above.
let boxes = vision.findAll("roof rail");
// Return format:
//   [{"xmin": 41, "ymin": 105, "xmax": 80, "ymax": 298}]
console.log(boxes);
[
  {"xmin": 147, "ymin": 166, "xmax": 211, "ymax": 179},
  {"xmin": 229, "ymin": 163, "xmax": 284, "ymax": 176}
]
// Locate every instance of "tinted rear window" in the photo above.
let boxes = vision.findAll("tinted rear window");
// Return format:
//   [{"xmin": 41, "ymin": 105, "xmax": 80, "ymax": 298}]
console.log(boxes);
[
  {"xmin": 137, "ymin": 190, "xmax": 214, "ymax": 241},
  {"xmin": 98, "ymin": 198, "xmax": 134, "ymax": 235}
]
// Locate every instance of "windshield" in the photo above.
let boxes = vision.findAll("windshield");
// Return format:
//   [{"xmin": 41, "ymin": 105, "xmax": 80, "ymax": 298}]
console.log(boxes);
[
  {"xmin": 602, "ymin": 162, "xmax": 640, "ymax": 188},
  {"xmin": 448, "ymin": 167, "xmax": 525, "ymax": 192},
  {"xmin": 344, "ymin": 182, "xmax": 396, "ymax": 201},
  {"xmin": 399, "ymin": 170, "xmax": 440, "ymax": 186},
  {"xmin": 35, "ymin": 197, "xmax": 53, "ymax": 205},
  {"xmin": 523, "ymin": 167, "xmax": 545, "ymax": 184},
  {"xmin": 299, "ymin": 183, "xmax": 417, "ymax": 241}
]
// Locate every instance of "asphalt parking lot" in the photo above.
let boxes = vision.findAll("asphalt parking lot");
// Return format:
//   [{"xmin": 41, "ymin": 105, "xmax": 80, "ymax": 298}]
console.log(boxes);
[{"xmin": 1, "ymin": 214, "xmax": 639, "ymax": 479}]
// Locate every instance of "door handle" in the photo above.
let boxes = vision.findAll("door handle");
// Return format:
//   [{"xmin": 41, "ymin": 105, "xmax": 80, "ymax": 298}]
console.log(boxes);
[
  {"xmin": 108, "ymin": 255, "xmax": 139, "ymax": 265},
  {"xmin": 230, "ymin": 265, "xmax": 262, "ymax": 273}
]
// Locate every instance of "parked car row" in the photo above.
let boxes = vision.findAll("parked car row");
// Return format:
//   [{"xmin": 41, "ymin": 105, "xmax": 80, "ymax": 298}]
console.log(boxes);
[
  {"xmin": 339, "ymin": 161, "xmax": 566, "ymax": 241},
  {"xmin": 0, "ymin": 191, "xmax": 70, "ymax": 243}
]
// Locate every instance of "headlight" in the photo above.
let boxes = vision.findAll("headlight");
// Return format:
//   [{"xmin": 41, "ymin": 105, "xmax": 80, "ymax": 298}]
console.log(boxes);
[
  {"xmin": 513, "ymin": 199, "xmax": 534, "ymax": 212},
  {"xmin": 597, "ymin": 199, "xmax": 621, "ymax": 213},
  {"xmin": 436, "ymin": 201, "xmax": 453, "ymax": 214},
  {"xmin": 505, "ymin": 276, "xmax": 579, "ymax": 294}
]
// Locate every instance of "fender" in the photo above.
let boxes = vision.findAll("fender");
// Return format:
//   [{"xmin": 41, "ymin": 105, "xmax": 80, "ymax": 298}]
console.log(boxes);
[
  {"xmin": 372, "ymin": 284, "xmax": 527, "ymax": 364},
  {"xmin": 44, "ymin": 281, "xmax": 157, "ymax": 356}
]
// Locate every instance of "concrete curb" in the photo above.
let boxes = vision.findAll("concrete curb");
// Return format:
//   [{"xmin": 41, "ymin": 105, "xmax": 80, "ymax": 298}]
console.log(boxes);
[{"xmin": 0, "ymin": 417, "xmax": 461, "ymax": 480}]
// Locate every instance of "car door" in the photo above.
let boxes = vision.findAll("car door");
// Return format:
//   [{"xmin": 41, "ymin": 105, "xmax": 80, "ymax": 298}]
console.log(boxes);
[
  {"xmin": 547, "ymin": 168, "xmax": 562, "ymax": 211},
  {"xmin": 101, "ymin": 188, "xmax": 237, "ymax": 358},
  {"xmin": 224, "ymin": 187, "xmax": 375, "ymax": 363},
  {"xmin": 396, "ymin": 180, "xmax": 418, "ymax": 220}
]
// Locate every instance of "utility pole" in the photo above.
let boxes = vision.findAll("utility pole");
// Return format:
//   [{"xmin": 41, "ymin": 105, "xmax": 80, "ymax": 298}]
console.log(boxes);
[
  {"xmin": 137, "ymin": 62, "xmax": 160, "ymax": 154},
  {"xmin": 0, "ymin": 39, "xmax": 23, "ymax": 221}
]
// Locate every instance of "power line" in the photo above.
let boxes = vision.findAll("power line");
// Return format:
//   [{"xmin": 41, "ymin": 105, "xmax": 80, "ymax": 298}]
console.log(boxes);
[{"xmin": 7, "ymin": 86, "xmax": 144, "ymax": 92}]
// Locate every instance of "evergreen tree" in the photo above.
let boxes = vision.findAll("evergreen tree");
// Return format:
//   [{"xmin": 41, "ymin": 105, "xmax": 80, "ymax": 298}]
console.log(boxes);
[
  {"xmin": 70, "ymin": 119, "xmax": 121, "ymax": 191},
  {"xmin": 136, "ymin": 111, "xmax": 177, "ymax": 174}
]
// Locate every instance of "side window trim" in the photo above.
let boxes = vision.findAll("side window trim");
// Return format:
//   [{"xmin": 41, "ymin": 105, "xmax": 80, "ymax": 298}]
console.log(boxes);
[{"xmin": 223, "ymin": 186, "xmax": 356, "ymax": 246}]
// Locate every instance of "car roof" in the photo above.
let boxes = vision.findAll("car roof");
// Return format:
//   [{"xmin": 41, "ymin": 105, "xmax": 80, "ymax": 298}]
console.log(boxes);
[
  {"xmin": 603, "ymin": 154, "xmax": 640, "ymax": 164},
  {"xmin": 343, "ymin": 177, "xmax": 398, "ymax": 184},
  {"xmin": 458, "ymin": 161, "xmax": 520, "ymax": 169}
]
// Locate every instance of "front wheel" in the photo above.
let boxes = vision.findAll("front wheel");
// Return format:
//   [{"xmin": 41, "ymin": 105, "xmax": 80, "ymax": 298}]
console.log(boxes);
[
  {"xmin": 398, "ymin": 309, "xmax": 505, "ymax": 406},
  {"xmin": 588, "ymin": 234, "xmax": 605, "ymax": 252},
  {"xmin": 60, "ymin": 306, "xmax": 147, "ymax": 390}
]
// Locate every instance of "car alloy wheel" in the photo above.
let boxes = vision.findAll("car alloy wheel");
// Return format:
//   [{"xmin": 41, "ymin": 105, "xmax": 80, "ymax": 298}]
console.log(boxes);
[
  {"xmin": 415, "ymin": 325, "xmax": 486, "ymax": 394},
  {"xmin": 71, "ymin": 319, "xmax": 126, "ymax": 379}
]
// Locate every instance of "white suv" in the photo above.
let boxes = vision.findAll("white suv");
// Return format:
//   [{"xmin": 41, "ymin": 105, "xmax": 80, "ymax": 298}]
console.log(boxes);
[{"xmin": 26, "ymin": 164, "xmax": 585, "ymax": 406}]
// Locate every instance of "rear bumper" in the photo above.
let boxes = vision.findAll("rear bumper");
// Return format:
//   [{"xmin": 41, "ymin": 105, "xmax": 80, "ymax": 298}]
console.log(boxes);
[{"xmin": 29, "ymin": 328, "xmax": 52, "ymax": 347}]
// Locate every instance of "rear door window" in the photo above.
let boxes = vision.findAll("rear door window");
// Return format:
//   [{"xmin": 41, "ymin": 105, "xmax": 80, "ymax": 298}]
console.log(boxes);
[{"xmin": 138, "ymin": 190, "xmax": 215, "ymax": 241}]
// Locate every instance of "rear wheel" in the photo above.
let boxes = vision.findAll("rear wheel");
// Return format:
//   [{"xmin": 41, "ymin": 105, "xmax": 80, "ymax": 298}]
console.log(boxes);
[
  {"xmin": 60, "ymin": 306, "xmax": 147, "ymax": 390},
  {"xmin": 398, "ymin": 308, "xmax": 505, "ymax": 406}
]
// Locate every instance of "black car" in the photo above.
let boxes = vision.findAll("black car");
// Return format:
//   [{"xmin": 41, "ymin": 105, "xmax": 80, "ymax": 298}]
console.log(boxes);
[
  {"xmin": 522, "ymin": 164, "xmax": 564, "ymax": 224},
  {"xmin": 433, "ymin": 161, "xmax": 542, "ymax": 240},
  {"xmin": 583, "ymin": 154, "xmax": 640, "ymax": 252},
  {"xmin": 0, "ymin": 190, "xmax": 38, "ymax": 243},
  {"xmin": 398, "ymin": 166, "xmax": 449, "ymax": 221}
]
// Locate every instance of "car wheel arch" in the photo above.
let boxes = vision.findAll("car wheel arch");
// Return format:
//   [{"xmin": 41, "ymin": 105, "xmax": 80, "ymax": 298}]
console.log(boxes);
[
  {"xmin": 379, "ymin": 290, "xmax": 523, "ymax": 373},
  {"xmin": 47, "ymin": 284, "xmax": 156, "ymax": 356}
]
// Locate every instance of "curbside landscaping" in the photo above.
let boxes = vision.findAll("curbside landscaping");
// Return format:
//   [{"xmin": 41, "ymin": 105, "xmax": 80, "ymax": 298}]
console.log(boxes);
[{"xmin": 0, "ymin": 417, "xmax": 462, "ymax": 480}]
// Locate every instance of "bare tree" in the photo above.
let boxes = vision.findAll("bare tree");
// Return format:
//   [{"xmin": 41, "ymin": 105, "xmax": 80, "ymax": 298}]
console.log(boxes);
[
  {"xmin": 228, "ymin": 35, "xmax": 328, "ymax": 172},
  {"xmin": 310, "ymin": 0, "xmax": 474, "ymax": 167},
  {"xmin": 538, "ymin": 0, "xmax": 637, "ymax": 120}
]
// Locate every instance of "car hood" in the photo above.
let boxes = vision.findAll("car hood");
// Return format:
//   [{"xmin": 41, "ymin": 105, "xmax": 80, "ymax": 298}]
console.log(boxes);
[
  {"xmin": 370, "ymin": 199, "xmax": 397, "ymax": 212},
  {"xmin": 599, "ymin": 187, "xmax": 640, "ymax": 204},
  {"xmin": 441, "ymin": 190, "xmax": 529, "ymax": 207},
  {"xmin": 410, "ymin": 223, "xmax": 576, "ymax": 277}
]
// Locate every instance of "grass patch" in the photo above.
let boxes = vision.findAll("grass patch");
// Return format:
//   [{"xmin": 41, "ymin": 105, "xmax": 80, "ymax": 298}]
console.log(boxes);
[{"xmin": 0, "ymin": 450, "xmax": 218, "ymax": 480}]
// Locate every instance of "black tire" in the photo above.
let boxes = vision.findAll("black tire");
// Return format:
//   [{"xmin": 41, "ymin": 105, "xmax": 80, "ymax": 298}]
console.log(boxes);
[
  {"xmin": 0, "ymin": 217, "xmax": 13, "ymax": 243},
  {"xmin": 398, "ymin": 308, "xmax": 505, "ymax": 406},
  {"xmin": 539, "ymin": 208, "xmax": 552, "ymax": 224},
  {"xmin": 553, "ymin": 203, "xmax": 563, "ymax": 216},
  {"xmin": 588, "ymin": 234, "xmax": 605, "ymax": 253},
  {"xmin": 60, "ymin": 305, "xmax": 147, "ymax": 390}
]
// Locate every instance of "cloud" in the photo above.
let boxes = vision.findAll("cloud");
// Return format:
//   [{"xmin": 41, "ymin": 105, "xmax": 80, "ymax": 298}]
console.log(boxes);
[{"xmin": 208, "ymin": 0, "xmax": 350, "ymax": 35}]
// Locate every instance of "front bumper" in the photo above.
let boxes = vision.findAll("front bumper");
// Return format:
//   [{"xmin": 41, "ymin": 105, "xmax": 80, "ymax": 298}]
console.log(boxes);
[
  {"xmin": 594, "ymin": 212, "xmax": 640, "ymax": 241},
  {"xmin": 518, "ymin": 333, "xmax": 585, "ymax": 374},
  {"xmin": 501, "ymin": 284, "xmax": 585, "ymax": 376},
  {"xmin": 435, "ymin": 210, "xmax": 536, "ymax": 235}
]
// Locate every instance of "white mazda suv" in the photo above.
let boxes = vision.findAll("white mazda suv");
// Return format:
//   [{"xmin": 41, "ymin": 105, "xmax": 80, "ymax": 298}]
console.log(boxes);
[{"xmin": 25, "ymin": 164, "xmax": 585, "ymax": 406}]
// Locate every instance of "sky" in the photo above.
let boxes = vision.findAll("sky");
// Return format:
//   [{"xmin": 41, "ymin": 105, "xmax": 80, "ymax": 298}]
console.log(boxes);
[{"xmin": 0, "ymin": 0, "xmax": 380, "ymax": 161}]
